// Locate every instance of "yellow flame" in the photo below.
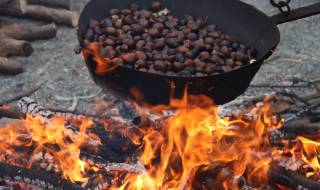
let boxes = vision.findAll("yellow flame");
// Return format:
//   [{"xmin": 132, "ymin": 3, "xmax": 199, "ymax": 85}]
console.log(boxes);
[
  {"xmin": 111, "ymin": 96, "xmax": 281, "ymax": 190},
  {"xmin": 0, "ymin": 115, "xmax": 99, "ymax": 183}
]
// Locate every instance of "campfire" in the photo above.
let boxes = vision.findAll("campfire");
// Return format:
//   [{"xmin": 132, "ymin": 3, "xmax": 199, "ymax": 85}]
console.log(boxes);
[
  {"xmin": 0, "ymin": 94, "xmax": 319, "ymax": 190},
  {"xmin": 0, "ymin": 0, "xmax": 320, "ymax": 190}
]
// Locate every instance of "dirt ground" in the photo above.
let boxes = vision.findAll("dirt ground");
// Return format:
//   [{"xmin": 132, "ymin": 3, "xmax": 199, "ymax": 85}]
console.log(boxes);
[{"xmin": 0, "ymin": 0, "xmax": 319, "ymax": 115}]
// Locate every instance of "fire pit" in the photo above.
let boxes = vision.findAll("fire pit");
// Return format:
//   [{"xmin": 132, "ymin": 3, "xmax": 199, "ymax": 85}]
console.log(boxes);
[
  {"xmin": 0, "ymin": 1, "xmax": 320, "ymax": 190},
  {"xmin": 0, "ymin": 95, "xmax": 319, "ymax": 190}
]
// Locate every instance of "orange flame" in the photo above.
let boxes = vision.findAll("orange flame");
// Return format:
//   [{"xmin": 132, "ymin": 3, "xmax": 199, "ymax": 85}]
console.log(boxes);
[
  {"xmin": 110, "ymin": 95, "xmax": 282, "ymax": 190},
  {"xmin": 0, "ymin": 115, "xmax": 99, "ymax": 183},
  {"xmin": 83, "ymin": 42, "xmax": 118, "ymax": 75},
  {"xmin": 296, "ymin": 137, "xmax": 320, "ymax": 177}
]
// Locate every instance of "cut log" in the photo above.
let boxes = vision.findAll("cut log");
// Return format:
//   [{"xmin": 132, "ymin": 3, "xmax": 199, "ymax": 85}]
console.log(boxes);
[
  {"xmin": 26, "ymin": 0, "xmax": 73, "ymax": 10},
  {"xmin": 0, "ymin": 0, "xmax": 79, "ymax": 27},
  {"xmin": 0, "ymin": 34, "xmax": 33, "ymax": 57},
  {"xmin": 0, "ymin": 57, "xmax": 24, "ymax": 75},
  {"xmin": 0, "ymin": 20, "xmax": 57, "ymax": 41}
]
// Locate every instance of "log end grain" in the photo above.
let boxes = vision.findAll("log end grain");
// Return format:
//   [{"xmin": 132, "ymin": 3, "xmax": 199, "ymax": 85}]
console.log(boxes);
[{"xmin": 21, "ymin": 41, "xmax": 33, "ymax": 56}]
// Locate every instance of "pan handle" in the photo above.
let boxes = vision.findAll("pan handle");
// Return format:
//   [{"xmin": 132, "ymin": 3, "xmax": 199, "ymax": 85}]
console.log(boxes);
[{"xmin": 270, "ymin": 2, "xmax": 320, "ymax": 25}]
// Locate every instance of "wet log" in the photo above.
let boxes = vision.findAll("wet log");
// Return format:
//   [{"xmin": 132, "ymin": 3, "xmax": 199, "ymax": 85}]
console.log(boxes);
[
  {"xmin": 0, "ymin": 20, "xmax": 57, "ymax": 41},
  {"xmin": 26, "ymin": 0, "xmax": 73, "ymax": 10},
  {"xmin": 0, "ymin": 0, "xmax": 79, "ymax": 27},
  {"xmin": 269, "ymin": 165, "xmax": 320, "ymax": 190},
  {"xmin": 0, "ymin": 163, "xmax": 83, "ymax": 190},
  {"xmin": 0, "ymin": 57, "xmax": 24, "ymax": 75},
  {"xmin": 0, "ymin": 34, "xmax": 33, "ymax": 57}
]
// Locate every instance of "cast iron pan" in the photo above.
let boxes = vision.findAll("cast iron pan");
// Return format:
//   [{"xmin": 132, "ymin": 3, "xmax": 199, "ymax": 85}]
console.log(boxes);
[{"xmin": 77, "ymin": 0, "xmax": 320, "ymax": 105}]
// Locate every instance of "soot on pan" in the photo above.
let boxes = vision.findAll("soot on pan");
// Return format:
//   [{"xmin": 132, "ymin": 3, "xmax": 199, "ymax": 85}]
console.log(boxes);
[{"xmin": 83, "ymin": 1, "xmax": 257, "ymax": 77}]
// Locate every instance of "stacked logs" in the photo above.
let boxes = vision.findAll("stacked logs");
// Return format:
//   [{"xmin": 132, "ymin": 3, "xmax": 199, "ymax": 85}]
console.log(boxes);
[
  {"xmin": 0, "ymin": 0, "xmax": 79, "ymax": 75},
  {"xmin": 0, "ymin": 0, "xmax": 78, "ymax": 27}
]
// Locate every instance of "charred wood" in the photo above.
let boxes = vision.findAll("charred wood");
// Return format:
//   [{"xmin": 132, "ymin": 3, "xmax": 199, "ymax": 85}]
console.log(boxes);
[
  {"xmin": 0, "ymin": 57, "xmax": 24, "ymax": 75},
  {"xmin": 0, "ymin": 33, "xmax": 33, "ymax": 57},
  {"xmin": 17, "ymin": 97, "xmax": 140, "ymax": 162},
  {"xmin": 0, "ymin": 20, "xmax": 57, "ymax": 41},
  {"xmin": 0, "ymin": 103, "xmax": 25, "ymax": 119},
  {"xmin": 26, "ymin": 0, "xmax": 73, "ymax": 10},
  {"xmin": 0, "ymin": 163, "xmax": 83, "ymax": 190},
  {"xmin": 192, "ymin": 165, "xmax": 247, "ymax": 190},
  {"xmin": 0, "ymin": 0, "xmax": 79, "ymax": 27},
  {"xmin": 270, "ymin": 117, "xmax": 320, "ymax": 146},
  {"xmin": 269, "ymin": 164, "xmax": 320, "ymax": 190}
]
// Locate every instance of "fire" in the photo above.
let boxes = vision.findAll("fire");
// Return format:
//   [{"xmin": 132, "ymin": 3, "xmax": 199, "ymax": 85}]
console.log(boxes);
[
  {"xmin": 82, "ymin": 42, "xmax": 118, "ymax": 75},
  {"xmin": 0, "ymin": 115, "xmax": 98, "ymax": 183},
  {"xmin": 110, "ymin": 96, "xmax": 283, "ymax": 190},
  {"xmin": 1, "ymin": 94, "xmax": 320, "ymax": 189},
  {"xmin": 297, "ymin": 137, "xmax": 320, "ymax": 177}
]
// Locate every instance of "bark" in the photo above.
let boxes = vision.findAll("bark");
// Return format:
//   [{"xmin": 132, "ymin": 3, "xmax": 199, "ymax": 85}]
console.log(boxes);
[
  {"xmin": 0, "ymin": 0, "xmax": 79, "ymax": 27},
  {"xmin": 26, "ymin": 0, "xmax": 73, "ymax": 10},
  {"xmin": 0, "ymin": 20, "xmax": 57, "ymax": 41}
]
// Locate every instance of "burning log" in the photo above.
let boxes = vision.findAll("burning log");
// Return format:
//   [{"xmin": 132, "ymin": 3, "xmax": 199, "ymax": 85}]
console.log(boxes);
[
  {"xmin": 26, "ymin": 0, "xmax": 73, "ymax": 10},
  {"xmin": 0, "ymin": 20, "xmax": 57, "ymax": 41},
  {"xmin": 282, "ymin": 118, "xmax": 320, "ymax": 139},
  {"xmin": 0, "ymin": 33, "xmax": 33, "ymax": 57},
  {"xmin": 17, "ymin": 97, "xmax": 140, "ymax": 162},
  {"xmin": 0, "ymin": 103, "xmax": 24, "ymax": 119},
  {"xmin": 0, "ymin": 57, "xmax": 24, "ymax": 75},
  {"xmin": 269, "ymin": 165, "xmax": 320, "ymax": 190},
  {"xmin": 192, "ymin": 165, "xmax": 247, "ymax": 190},
  {"xmin": 270, "ymin": 116, "xmax": 320, "ymax": 146},
  {"xmin": 0, "ymin": 0, "xmax": 79, "ymax": 27},
  {"xmin": 0, "ymin": 163, "xmax": 83, "ymax": 190}
]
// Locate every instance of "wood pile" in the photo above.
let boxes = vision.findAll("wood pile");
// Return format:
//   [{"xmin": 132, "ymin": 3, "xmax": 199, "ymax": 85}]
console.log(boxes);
[{"xmin": 0, "ymin": 0, "xmax": 79, "ymax": 75}]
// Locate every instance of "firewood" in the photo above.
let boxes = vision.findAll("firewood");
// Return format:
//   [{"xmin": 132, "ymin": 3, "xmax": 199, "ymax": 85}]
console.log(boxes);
[
  {"xmin": 269, "ymin": 164, "xmax": 320, "ymax": 190},
  {"xmin": 0, "ymin": 57, "xmax": 24, "ymax": 75},
  {"xmin": 0, "ymin": 33, "xmax": 33, "ymax": 57},
  {"xmin": 26, "ymin": 0, "xmax": 72, "ymax": 10},
  {"xmin": 0, "ymin": 103, "xmax": 25, "ymax": 119},
  {"xmin": 0, "ymin": 20, "xmax": 57, "ymax": 41},
  {"xmin": 0, "ymin": 0, "xmax": 79, "ymax": 27},
  {"xmin": 18, "ymin": 97, "xmax": 140, "ymax": 162},
  {"xmin": 0, "ymin": 163, "xmax": 83, "ymax": 190}
]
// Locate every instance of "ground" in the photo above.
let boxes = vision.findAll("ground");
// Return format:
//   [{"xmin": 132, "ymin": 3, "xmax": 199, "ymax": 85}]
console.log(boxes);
[{"xmin": 0, "ymin": 0, "xmax": 319, "ymax": 115}]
